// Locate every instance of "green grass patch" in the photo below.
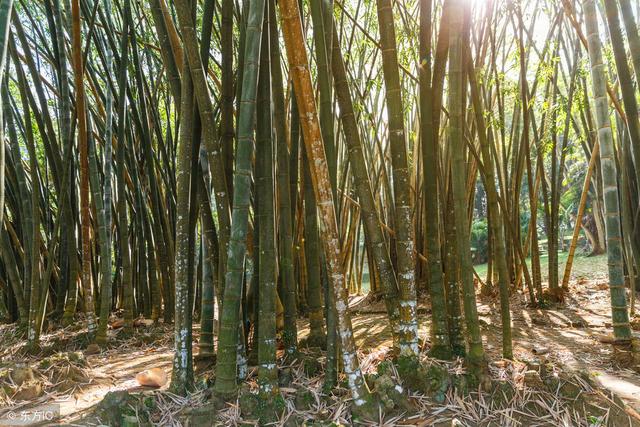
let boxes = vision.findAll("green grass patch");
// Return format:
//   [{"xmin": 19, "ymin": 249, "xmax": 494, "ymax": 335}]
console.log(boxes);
[{"xmin": 473, "ymin": 251, "xmax": 608, "ymax": 282}]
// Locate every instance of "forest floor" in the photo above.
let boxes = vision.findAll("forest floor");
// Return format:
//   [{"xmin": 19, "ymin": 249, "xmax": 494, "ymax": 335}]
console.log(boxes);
[{"xmin": 0, "ymin": 254, "xmax": 639, "ymax": 426}]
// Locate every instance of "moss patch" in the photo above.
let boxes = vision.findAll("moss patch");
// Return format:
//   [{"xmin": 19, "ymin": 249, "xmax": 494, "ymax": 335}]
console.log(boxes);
[{"xmin": 239, "ymin": 391, "xmax": 286, "ymax": 425}]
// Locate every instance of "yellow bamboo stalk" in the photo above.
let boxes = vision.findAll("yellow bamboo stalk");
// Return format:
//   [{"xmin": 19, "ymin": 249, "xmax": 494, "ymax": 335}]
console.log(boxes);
[
  {"xmin": 562, "ymin": 140, "xmax": 600, "ymax": 289},
  {"xmin": 159, "ymin": 0, "xmax": 183, "ymax": 73},
  {"xmin": 71, "ymin": 0, "xmax": 97, "ymax": 334},
  {"xmin": 276, "ymin": 0, "xmax": 372, "ymax": 408}
]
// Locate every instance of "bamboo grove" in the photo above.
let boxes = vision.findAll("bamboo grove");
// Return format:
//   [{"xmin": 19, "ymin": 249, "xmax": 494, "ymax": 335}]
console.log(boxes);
[{"xmin": 0, "ymin": 0, "xmax": 639, "ymax": 419}]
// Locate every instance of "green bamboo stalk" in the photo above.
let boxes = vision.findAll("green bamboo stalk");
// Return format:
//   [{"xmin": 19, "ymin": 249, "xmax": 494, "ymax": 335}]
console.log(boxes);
[
  {"xmin": 448, "ymin": 0, "xmax": 485, "ymax": 369},
  {"xmin": 0, "ymin": 0, "xmax": 12, "ymax": 82},
  {"xmin": 0, "ymin": 0, "xmax": 12, "ymax": 231},
  {"xmin": 114, "ymin": 0, "xmax": 133, "ymax": 331},
  {"xmin": 617, "ymin": 0, "xmax": 640, "ymax": 98},
  {"xmin": 444, "ymin": 183, "xmax": 465, "ymax": 357},
  {"xmin": 303, "ymin": 157, "xmax": 326, "ymax": 347},
  {"xmin": 419, "ymin": 0, "xmax": 451, "ymax": 360},
  {"xmin": 604, "ymin": 0, "xmax": 640, "ymax": 194},
  {"xmin": 95, "ymin": 0, "xmax": 115, "ymax": 346},
  {"xmin": 170, "ymin": 52, "xmax": 195, "ymax": 396},
  {"xmin": 468, "ymin": 55, "xmax": 512, "ymax": 360},
  {"xmin": 517, "ymin": 8, "xmax": 543, "ymax": 303},
  {"xmin": 1, "ymin": 224, "xmax": 26, "ymax": 322},
  {"xmin": 268, "ymin": 0, "xmax": 297, "ymax": 355},
  {"xmin": 214, "ymin": 0, "xmax": 266, "ymax": 398},
  {"xmin": 2, "ymin": 82, "xmax": 27, "ymax": 324},
  {"xmin": 90, "ymin": 113, "xmax": 112, "ymax": 345},
  {"xmin": 220, "ymin": 0, "xmax": 234, "ymax": 196},
  {"xmin": 15, "ymin": 56, "xmax": 42, "ymax": 348},
  {"xmin": 71, "ymin": 0, "xmax": 97, "ymax": 335},
  {"xmin": 174, "ymin": 0, "xmax": 231, "ymax": 283},
  {"xmin": 329, "ymin": 18, "xmax": 402, "ymax": 350},
  {"xmin": 310, "ymin": 0, "xmax": 336, "ymax": 200},
  {"xmin": 562, "ymin": 140, "xmax": 600, "ymax": 288},
  {"xmin": 199, "ymin": 177, "xmax": 218, "ymax": 357},
  {"xmin": 583, "ymin": 0, "xmax": 632, "ymax": 341},
  {"xmin": 375, "ymin": 0, "xmax": 419, "ymax": 358},
  {"xmin": 53, "ymin": 0, "xmax": 79, "ymax": 325},
  {"xmin": 148, "ymin": 0, "xmax": 181, "ymax": 101},
  {"xmin": 256, "ymin": 15, "xmax": 278, "ymax": 394}
]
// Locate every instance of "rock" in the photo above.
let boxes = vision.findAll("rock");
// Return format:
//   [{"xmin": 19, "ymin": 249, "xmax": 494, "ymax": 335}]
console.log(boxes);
[
  {"xmin": 84, "ymin": 343, "xmax": 101, "ymax": 355},
  {"xmin": 135, "ymin": 367, "xmax": 168, "ymax": 388}
]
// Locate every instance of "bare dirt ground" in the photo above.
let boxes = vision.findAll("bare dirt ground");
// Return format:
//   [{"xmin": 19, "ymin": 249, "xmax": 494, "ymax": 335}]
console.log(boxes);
[
  {"xmin": 0, "ymin": 322, "xmax": 175, "ymax": 425},
  {"xmin": 0, "ymin": 272, "xmax": 639, "ymax": 426},
  {"xmin": 343, "ymin": 276, "xmax": 640, "ymax": 411}
]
